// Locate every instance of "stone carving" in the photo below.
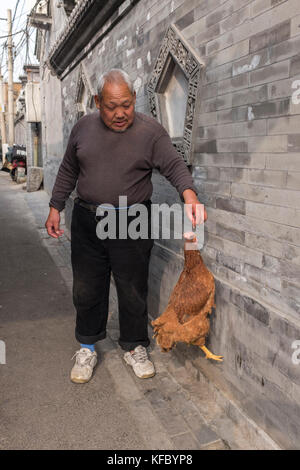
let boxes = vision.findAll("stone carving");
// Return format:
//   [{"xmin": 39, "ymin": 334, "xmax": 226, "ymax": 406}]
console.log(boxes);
[
  {"xmin": 75, "ymin": 64, "xmax": 93, "ymax": 120},
  {"xmin": 147, "ymin": 24, "xmax": 203, "ymax": 165}
]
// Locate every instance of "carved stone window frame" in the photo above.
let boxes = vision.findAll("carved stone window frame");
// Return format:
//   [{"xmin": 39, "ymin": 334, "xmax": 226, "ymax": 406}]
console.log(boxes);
[
  {"xmin": 75, "ymin": 63, "xmax": 94, "ymax": 120},
  {"xmin": 147, "ymin": 24, "xmax": 204, "ymax": 165}
]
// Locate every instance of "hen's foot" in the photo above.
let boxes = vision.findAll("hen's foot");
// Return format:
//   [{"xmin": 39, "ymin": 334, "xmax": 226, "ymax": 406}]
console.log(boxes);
[{"xmin": 200, "ymin": 345, "xmax": 223, "ymax": 362}]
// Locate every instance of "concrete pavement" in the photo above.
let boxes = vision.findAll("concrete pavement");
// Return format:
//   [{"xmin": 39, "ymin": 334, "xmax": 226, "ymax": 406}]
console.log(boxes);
[
  {"xmin": 0, "ymin": 172, "xmax": 148, "ymax": 450},
  {"xmin": 0, "ymin": 171, "xmax": 279, "ymax": 450}
]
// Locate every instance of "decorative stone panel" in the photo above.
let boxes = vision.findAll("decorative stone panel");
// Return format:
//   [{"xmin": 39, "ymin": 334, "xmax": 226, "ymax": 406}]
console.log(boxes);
[
  {"xmin": 147, "ymin": 24, "xmax": 204, "ymax": 165},
  {"xmin": 75, "ymin": 63, "xmax": 94, "ymax": 120}
]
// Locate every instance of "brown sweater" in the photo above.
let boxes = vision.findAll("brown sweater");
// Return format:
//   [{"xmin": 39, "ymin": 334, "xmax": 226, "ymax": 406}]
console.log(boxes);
[{"xmin": 49, "ymin": 111, "xmax": 198, "ymax": 211}]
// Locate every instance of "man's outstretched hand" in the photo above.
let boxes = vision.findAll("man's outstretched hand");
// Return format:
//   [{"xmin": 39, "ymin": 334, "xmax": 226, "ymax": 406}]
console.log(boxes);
[
  {"xmin": 182, "ymin": 189, "xmax": 207, "ymax": 227},
  {"xmin": 45, "ymin": 207, "xmax": 64, "ymax": 238}
]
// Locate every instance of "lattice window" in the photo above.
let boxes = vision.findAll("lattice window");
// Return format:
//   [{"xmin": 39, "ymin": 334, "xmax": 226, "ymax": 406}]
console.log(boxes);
[{"xmin": 147, "ymin": 24, "xmax": 204, "ymax": 165}]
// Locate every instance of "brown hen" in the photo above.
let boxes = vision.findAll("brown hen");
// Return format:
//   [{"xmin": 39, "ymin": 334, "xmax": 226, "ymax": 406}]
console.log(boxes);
[{"xmin": 151, "ymin": 233, "xmax": 223, "ymax": 361}]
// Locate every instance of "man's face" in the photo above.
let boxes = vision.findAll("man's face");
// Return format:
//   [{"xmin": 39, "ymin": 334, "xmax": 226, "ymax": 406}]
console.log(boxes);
[{"xmin": 95, "ymin": 82, "xmax": 136, "ymax": 133}]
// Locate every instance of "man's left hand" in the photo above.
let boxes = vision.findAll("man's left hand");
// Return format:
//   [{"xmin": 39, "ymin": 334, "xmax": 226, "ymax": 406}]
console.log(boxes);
[{"xmin": 182, "ymin": 189, "xmax": 207, "ymax": 227}]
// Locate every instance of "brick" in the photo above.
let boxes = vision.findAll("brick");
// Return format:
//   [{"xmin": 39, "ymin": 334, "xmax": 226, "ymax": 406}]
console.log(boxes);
[
  {"xmin": 201, "ymin": 83, "xmax": 218, "ymax": 100},
  {"xmin": 205, "ymin": 166, "xmax": 220, "ymax": 179},
  {"xmin": 221, "ymin": 4, "xmax": 250, "ymax": 34},
  {"xmin": 216, "ymin": 222, "xmax": 245, "ymax": 244},
  {"xmin": 206, "ymin": 23, "xmax": 250, "ymax": 56},
  {"xmin": 204, "ymin": 62, "xmax": 232, "ymax": 84},
  {"xmin": 232, "ymin": 49, "xmax": 270, "ymax": 77},
  {"xmin": 211, "ymin": 120, "xmax": 266, "ymax": 139},
  {"xmin": 268, "ymin": 77, "xmax": 296, "ymax": 100},
  {"xmin": 250, "ymin": 20, "xmax": 291, "ymax": 53},
  {"xmin": 255, "ymin": 276, "xmax": 299, "ymax": 317},
  {"xmin": 249, "ymin": 61, "xmax": 289, "ymax": 86},
  {"xmin": 244, "ymin": 263, "xmax": 281, "ymax": 291},
  {"xmin": 248, "ymin": 135, "xmax": 287, "ymax": 153},
  {"xmin": 214, "ymin": 93, "xmax": 233, "ymax": 109},
  {"xmin": 282, "ymin": 280, "xmax": 300, "ymax": 302},
  {"xmin": 263, "ymin": 254, "xmax": 281, "ymax": 274},
  {"xmin": 232, "ymin": 183, "xmax": 300, "ymax": 209},
  {"xmin": 194, "ymin": 22, "xmax": 220, "ymax": 45},
  {"xmin": 232, "ymin": 84, "xmax": 268, "ymax": 107},
  {"xmin": 287, "ymin": 172, "xmax": 300, "ymax": 190},
  {"xmin": 175, "ymin": 10, "xmax": 194, "ymax": 30},
  {"xmin": 265, "ymin": 153, "xmax": 300, "ymax": 171},
  {"xmin": 289, "ymin": 99, "xmax": 300, "ymax": 117},
  {"xmin": 270, "ymin": 318, "xmax": 300, "ymax": 352},
  {"xmin": 252, "ymin": 0, "xmax": 299, "ymax": 29},
  {"xmin": 207, "ymin": 39, "xmax": 250, "ymax": 67},
  {"xmin": 230, "ymin": 291, "xmax": 270, "ymax": 325},
  {"xmin": 283, "ymin": 244, "xmax": 300, "ymax": 266},
  {"xmin": 288, "ymin": 135, "xmax": 300, "ymax": 152},
  {"xmin": 219, "ymin": 167, "xmax": 245, "ymax": 182},
  {"xmin": 201, "ymin": 98, "xmax": 219, "ymax": 113},
  {"xmin": 217, "ymin": 106, "xmax": 248, "ymax": 123},
  {"xmin": 268, "ymin": 115, "xmax": 300, "ymax": 135},
  {"xmin": 198, "ymin": 112, "xmax": 217, "ymax": 127},
  {"xmin": 246, "ymin": 201, "xmax": 300, "ymax": 227},
  {"xmin": 269, "ymin": 35, "xmax": 300, "ymax": 63},
  {"xmin": 203, "ymin": 180, "xmax": 231, "ymax": 195},
  {"xmin": 216, "ymin": 197, "xmax": 246, "ymax": 214},
  {"xmin": 193, "ymin": 166, "xmax": 208, "ymax": 180},
  {"xmin": 216, "ymin": 252, "xmax": 243, "ymax": 273},
  {"xmin": 291, "ymin": 14, "xmax": 300, "ymax": 37},
  {"xmin": 195, "ymin": 0, "xmax": 225, "ymax": 21},
  {"xmin": 193, "ymin": 153, "xmax": 233, "ymax": 167},
  {"xmin": 195, "ymin": 191, "xmax": 217, "ymax": 208},
  {"xmin": 194, "ymin": 139, "xmax": 217, "ymax": 153},
  {"xmin": 218, "ymin": 73, "xmax": 249, "ymax": 95},
  {"xmin": 252, "ymin": 99, "xmax": 290, "ymax": 119},
  {"xmin": 209, "ymin": 233, "xmax": 263, "ymax": 267},
  {"xmin": 245, "ymin": 232, "xmax": 283, "ymax": 258},
  {"xmin": 280, "ymin": 260, "xmax": 300, "ymax": 286},
  {"xmin": 209, "ymin": 208, "xmax": 300, "ymax": 247},
  {"xmin": 206, "ymin": 3, "xmax": 234, "ymax": 28},
  {"xmin": 251, "ymin": 0, "xmax": 273, "ymax": 17},
  {"xmin": 232, "ymin": 153, "xmax": 265, "ymax": 169},
  {"xmin": 290, "ymin": 55, "xmax": 300, "ymax": 77},
  {"xmin": 217, "ymin": 138, "xmax": 248, "ymax": 153},
  {"xmin": 251, "ymin": 0, "xmax": 288, "ymax": 17},
  {"xmin": 246, "ymin": 169, "xmax": 287, "ymax": 188}
]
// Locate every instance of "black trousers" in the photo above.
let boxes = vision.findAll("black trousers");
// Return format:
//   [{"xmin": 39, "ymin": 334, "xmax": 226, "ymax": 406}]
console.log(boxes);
[{"xmin": 70, "ymin": 199, "xmax": 154, "ymax": 351}]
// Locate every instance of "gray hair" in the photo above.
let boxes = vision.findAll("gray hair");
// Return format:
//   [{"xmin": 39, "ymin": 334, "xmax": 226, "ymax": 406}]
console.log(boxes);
[{"xmin": 97, "ymin": 69, "xmax": 134, "ymax": 100}]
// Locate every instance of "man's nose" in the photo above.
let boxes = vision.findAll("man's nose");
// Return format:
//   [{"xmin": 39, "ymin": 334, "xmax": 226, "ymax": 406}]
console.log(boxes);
[{"xmin": 115, "ymin": 108, "xmax": 125, "ymax": 118}]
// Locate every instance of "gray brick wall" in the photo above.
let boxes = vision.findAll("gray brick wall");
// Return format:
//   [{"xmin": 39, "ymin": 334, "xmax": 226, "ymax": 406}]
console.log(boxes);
[{"xmin": 42, "ymin": 0, "xmax": 300, "ymax": 449}]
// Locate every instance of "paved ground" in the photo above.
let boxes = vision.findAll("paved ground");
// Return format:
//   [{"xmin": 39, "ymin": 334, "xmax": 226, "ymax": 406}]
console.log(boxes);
[{"xmin": 0, "ymin": 171, "xmax": 278, "ymax": 450}]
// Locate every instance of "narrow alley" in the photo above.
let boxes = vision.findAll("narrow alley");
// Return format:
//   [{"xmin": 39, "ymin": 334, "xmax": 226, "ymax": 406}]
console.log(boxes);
[
  {"xmin": 0, "ymin": 0, "xmax": 299, "ymax": 452},
  {"xmin": 0, "ymin": 171, "xmax": 281, "ymax": 450}
]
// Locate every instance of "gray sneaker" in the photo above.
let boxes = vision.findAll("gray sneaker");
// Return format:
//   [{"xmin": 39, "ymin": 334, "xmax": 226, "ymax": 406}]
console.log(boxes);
[
  {"xmin": 70, "ymin": 348, "xmax": 97, "ymax": 383},
  {"xmin": 123, "ymin": 345, "xmax": 155, "ymax": 379}
]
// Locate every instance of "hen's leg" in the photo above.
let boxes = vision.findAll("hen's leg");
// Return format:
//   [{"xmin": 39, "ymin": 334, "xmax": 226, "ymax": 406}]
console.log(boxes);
[{"xmin": 200, "ymin": 345, "xmax": 223, "ymax": 362}]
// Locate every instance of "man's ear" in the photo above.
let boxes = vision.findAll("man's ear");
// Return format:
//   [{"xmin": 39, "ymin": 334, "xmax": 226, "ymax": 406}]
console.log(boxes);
[{"xmin": 94, "ymin": 95, "xmax": 100, "ymax": 109}]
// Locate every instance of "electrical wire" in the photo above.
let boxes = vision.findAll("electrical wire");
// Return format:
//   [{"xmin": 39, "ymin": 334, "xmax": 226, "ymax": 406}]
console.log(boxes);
[
  {"xmin": 0, "ymin": 29, "xmax": 25, "ymax": 40},
  {"xmin": 0, "ymin": 0, "xmax": 42, "ymax": 80},
  {"xmin": 12, "ymin": 0, "xmax": 21, "ymax": 23},
  {"xmin": 13, "ymin": 0, "xmax": 26, "ymax": 33}
]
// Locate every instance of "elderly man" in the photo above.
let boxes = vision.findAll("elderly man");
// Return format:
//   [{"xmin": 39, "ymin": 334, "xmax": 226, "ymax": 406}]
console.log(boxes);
[{"xmin": 45, "ymin": 69, "xmax": 206, "ymax": 383}]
